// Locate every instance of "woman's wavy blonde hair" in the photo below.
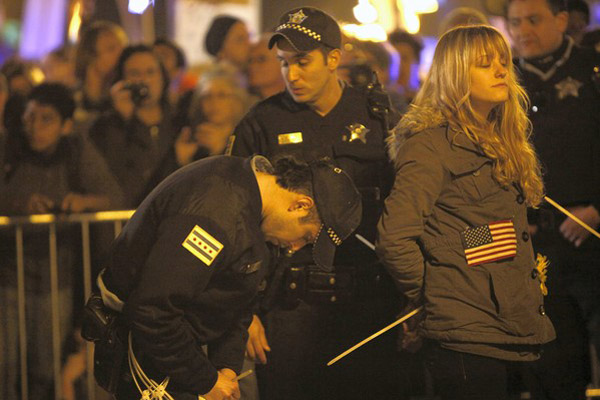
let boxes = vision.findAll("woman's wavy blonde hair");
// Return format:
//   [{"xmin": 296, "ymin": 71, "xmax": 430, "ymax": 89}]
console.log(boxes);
[{"xmin": 394, "ymin": 25, "xmax": 544, "ymax": 206}]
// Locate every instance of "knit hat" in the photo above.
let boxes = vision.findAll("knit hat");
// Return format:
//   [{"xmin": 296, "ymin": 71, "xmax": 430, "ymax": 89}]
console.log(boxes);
[{"xmin": 205, "ymin": 15, "xmax": 241, "ymax": 56}]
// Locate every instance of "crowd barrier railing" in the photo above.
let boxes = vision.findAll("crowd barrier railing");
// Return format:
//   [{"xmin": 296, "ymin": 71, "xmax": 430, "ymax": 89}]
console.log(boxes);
[{"xmin": 0, "ymin": 210, "xmax": 134, "ymax": 400}]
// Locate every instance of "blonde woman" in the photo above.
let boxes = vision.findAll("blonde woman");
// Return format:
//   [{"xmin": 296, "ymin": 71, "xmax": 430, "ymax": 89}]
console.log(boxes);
[{"xmin": 376, "ymin": 25, "xmax": 555, "ymax": 399}]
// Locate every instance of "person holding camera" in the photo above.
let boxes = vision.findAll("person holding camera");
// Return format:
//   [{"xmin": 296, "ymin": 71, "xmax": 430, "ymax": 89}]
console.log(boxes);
[{"xmin": 87, "ymin": 44, "xmax": 180, "ymax": 208}]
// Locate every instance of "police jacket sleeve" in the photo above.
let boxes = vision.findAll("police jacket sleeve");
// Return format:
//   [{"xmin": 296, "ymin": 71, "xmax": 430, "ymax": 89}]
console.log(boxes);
[
  {"xmin": 207, "ymin": 309, "xmax": 252, "ymax": 373},
  {"xmin": 231, "ymin": 112, "xmax": 267, "ymax": 157},
  {"xmin": 123, "ymin": 214, "xmax": 229, "ymax": 395},
  {"xmin": 376, "ymin": 134, "xmax": 444, "ymax": 305}
]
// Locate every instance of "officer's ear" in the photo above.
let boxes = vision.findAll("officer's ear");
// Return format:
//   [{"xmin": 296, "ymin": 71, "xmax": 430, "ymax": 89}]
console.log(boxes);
[
  {"xmin": 327, "ymin": 49, "xmax": 341, "ymax": 71},
  {"xmin": 554, "ymin": 11, "xmax": 568, "ymax": 34},
  {"xmin": 60, "ymin": 118, "xmax": 73, "ymax": 136},
  {"xmin": 289, "ymin": 195, "xmax": 315, "ymax": 215}
]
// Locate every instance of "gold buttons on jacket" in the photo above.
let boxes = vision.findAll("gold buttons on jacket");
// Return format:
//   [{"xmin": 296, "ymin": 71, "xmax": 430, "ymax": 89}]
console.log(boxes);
[
  {"xmin": 539, "ymin": 305, "xmax": 546, "ymax": 316},
  {"xmin": 522, "ymin": 232, "xmax": 530, "ymax": 242}
]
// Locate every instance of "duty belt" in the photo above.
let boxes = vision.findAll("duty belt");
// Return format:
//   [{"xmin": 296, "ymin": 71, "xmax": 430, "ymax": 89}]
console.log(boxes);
[{"xmin": 282, "ymin": 264, "xmax": 385, "ymax": 308}]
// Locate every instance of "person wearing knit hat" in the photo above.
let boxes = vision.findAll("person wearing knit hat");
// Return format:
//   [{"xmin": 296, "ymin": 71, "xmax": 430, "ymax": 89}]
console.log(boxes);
[{"xmin": 204, "ymin": 15, "xmax": 251, "ymax": 69}]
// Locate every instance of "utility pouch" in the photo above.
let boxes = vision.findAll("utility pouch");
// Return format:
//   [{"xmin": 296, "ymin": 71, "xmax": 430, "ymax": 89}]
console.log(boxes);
[
  {"xmin": 282, "ymin": 266, "xmax": 307, "ymax": 309},
  {"xmin": 81, "ymin": 292, "xmax": 127, "ymax": 394},
  {"xmin": 306, "ymin": 269, "xmax": 355, "ymax": 305}
]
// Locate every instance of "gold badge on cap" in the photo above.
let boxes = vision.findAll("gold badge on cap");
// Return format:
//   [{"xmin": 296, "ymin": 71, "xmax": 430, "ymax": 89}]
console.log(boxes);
[
  {"xmin": 278, "ymin": 132, "xmax": 303, "ymax": 145},
  {"xmin": 288, "ymin": 9, "xmax": 308, "ymax": 24},
  {"xmin": 346, "ymin": 123, "xmax": 369, "ymax": 144}
]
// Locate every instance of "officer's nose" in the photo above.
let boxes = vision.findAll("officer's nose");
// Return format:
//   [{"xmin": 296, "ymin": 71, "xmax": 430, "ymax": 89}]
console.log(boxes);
[{"xmin": 286, "ymin": 64, "xmax": 300, "ymax": 82}]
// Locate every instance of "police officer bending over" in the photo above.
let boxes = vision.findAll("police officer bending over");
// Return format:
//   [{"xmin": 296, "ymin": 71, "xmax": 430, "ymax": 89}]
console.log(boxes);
[{"xmin": 82, "ymin": 155, "xmax": 361, "ymax": 400}]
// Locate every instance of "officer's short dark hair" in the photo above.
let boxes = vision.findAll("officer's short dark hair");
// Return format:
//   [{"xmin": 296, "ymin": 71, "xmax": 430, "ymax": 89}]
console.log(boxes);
[
  {"xmin": 27, "ymin": 82, "xmax": 76, "ymax": 121},
  {"xmin": 567, "ymin": 0, "xmax": 590, "ymax": 22},
  {"xmin": 272, "ymin": 155, "xmax": 320, "ymax": 224},
  {"xmin": 317, "ymin": 44, "xmax": 335, "ymax": 64},
  {"xmin": 506, "ymin": 0, "xmax": 567, "ymax": 16}
]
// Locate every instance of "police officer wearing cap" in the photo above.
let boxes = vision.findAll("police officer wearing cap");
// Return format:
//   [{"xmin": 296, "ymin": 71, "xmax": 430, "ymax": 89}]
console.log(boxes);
[
  {"xmin": 506, "ymin": 0, "xmax": 600, "ymax": 398},
  {"xmin": 231, "ymin": 6, "xmax": 402, "ymax": 400},
  {"xmin": 82, "ymin": 155, "xmax": 361, "ymax": 400}
]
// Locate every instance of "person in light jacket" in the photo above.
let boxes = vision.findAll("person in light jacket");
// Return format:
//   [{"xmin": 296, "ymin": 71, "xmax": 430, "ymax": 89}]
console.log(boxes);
[{"xmin": 376, "ymin": 25, "xmax": 556, "ymax": 400}]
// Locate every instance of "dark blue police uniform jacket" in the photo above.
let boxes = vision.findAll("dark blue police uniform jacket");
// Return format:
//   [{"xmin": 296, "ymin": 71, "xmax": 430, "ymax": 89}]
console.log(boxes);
[{"xmin": 102, "ymin": 156, "xmax": 269, "ymax": 396}]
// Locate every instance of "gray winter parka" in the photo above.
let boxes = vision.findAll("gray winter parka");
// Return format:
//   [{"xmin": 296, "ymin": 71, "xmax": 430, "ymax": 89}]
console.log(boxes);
[{"xmin": 376, "ymin": 123, "xmax": 555, "ymax": 361}]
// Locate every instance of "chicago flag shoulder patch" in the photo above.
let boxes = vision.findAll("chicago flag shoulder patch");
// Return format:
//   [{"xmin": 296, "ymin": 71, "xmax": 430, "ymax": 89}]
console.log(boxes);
[{"xmin": 182, "ymin": 225, "xmax": 224, "ymax": 266}]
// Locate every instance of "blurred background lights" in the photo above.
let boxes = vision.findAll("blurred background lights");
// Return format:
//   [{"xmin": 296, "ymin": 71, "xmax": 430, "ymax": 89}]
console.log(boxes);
[
  {"xmin": 397, "ymin": 0, "xmax": 439, "ymax": 33},
  {"xmin": 68, "ymin": 0, "xmax": 81, "ymax": 43},
  {"xmin": 353, "ymin": 0, "xmax": 378, "ymax": 24},
  {"xmin": 128, "ymin": 0, "xmax": 153, "ymax": 15},
  {"xmin": 342, "ymin": 23, "xmax": 387, "ymax": 42},
  {"xmin": 407, "ymin": 0, "xmax": 439, "ymax": 14}
]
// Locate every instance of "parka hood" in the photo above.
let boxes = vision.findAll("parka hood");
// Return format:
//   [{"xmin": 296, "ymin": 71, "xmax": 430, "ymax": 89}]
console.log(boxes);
[{"xmin": 387, "ymin": 106, "xmax": 446, "ymax": 162}]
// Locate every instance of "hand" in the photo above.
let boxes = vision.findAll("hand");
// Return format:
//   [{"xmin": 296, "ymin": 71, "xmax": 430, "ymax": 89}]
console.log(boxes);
[
  {"xmin": 26, "ymin": 193, "xmax": 55, "ymax": 214},
  {"xmin": 110, "ymin": 80, "xmax": 135, "ymax": 121},
  {"xmin": 202, "ymin": 370, "xmax": 240, "ymax": 400},
  {"xmin": 61, "ymin": 347, "xmax": 87, "ymax": 400},
  {"xmin": 194, "ymin": 123, "xmax": 230, "ymax": 155},
  {"xmin": 397, "ymin": 306, "xmax": 424, "ymax": 353},
  {"xmin": 528, "ymin": 224, "xmax": 539, "ymax": 237},
  {"xmin": 399, "ymin": 321, "xmax": 422, "ymax": 353},
  {"xmin": 174, "ymin": 126, "xmax": 200, "ymax": 166},
  {"xmin": 61, "ymin": 193, "xmax": 89, "ymax": 213},
  {"xmin": 246, "ymin": 315, "xmax": 270, "ymax": 364},
  {"xmin": 559, "ymin": 205, "xmax": 600, "ymax": 247}
]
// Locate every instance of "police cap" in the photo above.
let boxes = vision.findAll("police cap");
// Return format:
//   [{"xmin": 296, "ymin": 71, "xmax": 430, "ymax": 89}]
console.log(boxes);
[{"xmin": 268, "ymin": 7, "xmax": 342, "ymax": 52}]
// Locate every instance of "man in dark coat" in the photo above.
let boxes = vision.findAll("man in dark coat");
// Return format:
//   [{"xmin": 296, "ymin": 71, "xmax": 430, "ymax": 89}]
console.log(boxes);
[{"xmin": 507, "ymin": 0, "xmax": 600, "ymax": 398}]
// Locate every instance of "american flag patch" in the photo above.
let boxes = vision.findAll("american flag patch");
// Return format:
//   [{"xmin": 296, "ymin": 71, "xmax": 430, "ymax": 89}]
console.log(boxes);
[
  {"xmin": 461, "ymin": 220, "xmax": 517, "ymax": 266},
  {"xmin": 182, "ymin": 225, "xmax": 223, "ymax": 266}
]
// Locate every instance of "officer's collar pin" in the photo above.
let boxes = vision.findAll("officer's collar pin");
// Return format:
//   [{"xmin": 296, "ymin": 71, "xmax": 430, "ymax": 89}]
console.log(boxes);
[{"xmin": 327, "ymin": 227, "xmax": 342, "ymax": 246}]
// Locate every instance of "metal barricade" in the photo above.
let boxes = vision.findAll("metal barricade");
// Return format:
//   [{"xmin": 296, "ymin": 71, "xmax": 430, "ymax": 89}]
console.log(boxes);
[{"xmin": 0, "ymin": 210, "xmax": 134, "ymax": 400}]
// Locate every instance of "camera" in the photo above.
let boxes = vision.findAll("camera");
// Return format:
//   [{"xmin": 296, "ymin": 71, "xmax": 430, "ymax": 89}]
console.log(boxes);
[{"xmin": 123, "ymin": 82, "xmax": 149, "ymax": 105}]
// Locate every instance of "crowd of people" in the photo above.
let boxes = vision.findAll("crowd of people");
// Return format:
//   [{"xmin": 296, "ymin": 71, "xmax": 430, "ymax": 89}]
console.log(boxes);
[{"xmin": 0, "ymin": 0, "xmax": 599, "ymax": 399}]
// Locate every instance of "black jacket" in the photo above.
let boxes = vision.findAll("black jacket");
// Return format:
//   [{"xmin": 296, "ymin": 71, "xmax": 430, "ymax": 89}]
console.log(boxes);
[
  {"xmin": 231, "ymin": 85, "xmax": 392, "ymax": 263},
  {"xmin": 515, "ymin": 38, "xmax": 600, "ymax": 211},
  {"xmin": 102, "ymin": 156, "xmax": 269, "ymax": 395}
]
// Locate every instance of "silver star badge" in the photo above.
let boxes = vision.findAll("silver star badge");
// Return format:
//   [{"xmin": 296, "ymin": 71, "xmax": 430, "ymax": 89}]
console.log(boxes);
[
  {"xmin": 288, "ymin": 10, "xmax": 307, "ymax": 24},
  {"xmin": 347, "ymin": 123, "xmax": 369, "ymax": 144},
  {"xmin": 555, "ymin": 76, "xmax": 583, "ymax": 100}
]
